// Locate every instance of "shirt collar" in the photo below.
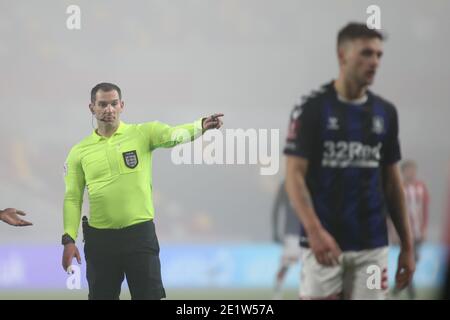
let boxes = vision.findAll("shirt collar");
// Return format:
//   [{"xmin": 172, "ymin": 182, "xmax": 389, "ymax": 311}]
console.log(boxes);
[
  {"xmin": 328, "ymin": 80, "xmax": 373, "ymax": 106},
  {"xmin": 91, "ymin": 121, "xmax": 127, "ymax": 141}
]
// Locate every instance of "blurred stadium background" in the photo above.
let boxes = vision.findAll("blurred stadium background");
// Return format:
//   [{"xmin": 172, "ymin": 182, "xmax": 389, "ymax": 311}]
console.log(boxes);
[{"xmin": 1, "ymin": 0, "xmax": 449, "ymax": 299}]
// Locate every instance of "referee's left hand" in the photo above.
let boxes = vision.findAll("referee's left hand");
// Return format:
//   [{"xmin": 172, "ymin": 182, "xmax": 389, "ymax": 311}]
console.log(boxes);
[
  {"xmin": 202, "ymin": 113, "xmax": 224, "ymax": 132},
  {"xmin": 62, "ymin": 243, "xmax": 82, "ymax": 272}
]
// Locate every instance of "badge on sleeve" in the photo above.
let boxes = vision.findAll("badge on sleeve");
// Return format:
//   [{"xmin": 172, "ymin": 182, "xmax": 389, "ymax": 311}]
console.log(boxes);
[{"xmin": 122, "ymin": 150, "xmax": 139, "ymax": 169}]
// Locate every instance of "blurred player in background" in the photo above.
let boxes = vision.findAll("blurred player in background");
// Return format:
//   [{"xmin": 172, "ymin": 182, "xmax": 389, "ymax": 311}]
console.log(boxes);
[
  {"xmin": 401, "ymin": 160, "xmax": 429, "ymax": 246},
  {"xmin": 272, "ymin": 180, "xmax": 301, "ymax": 299},
  {"xmin": 0, "ymin": 208, "xmax": 32, "ymax": 226},
  {"xmin": 284, "ymin": 23, "xmax": 415, "ymax": 299},
  {"xmin": 389, "ymin": 160, "xmax": 429, "ymax": 299},
  {"xmin": 61, "ymin": 82, "xmax": 223, "ymax": 300}
]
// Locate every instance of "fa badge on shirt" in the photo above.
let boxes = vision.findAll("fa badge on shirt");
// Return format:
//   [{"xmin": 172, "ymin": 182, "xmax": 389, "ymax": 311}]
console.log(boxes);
[{"xmin": 123, "ymin": 150, "xmax": 139, "ymax": 169}]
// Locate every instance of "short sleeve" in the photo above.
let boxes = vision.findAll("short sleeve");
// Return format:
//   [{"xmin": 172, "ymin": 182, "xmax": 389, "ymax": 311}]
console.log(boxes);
[
  {"xmin": 283, "ymin": 103, "xmax": 317, "ymax": 159},
  {"xmin": 382, "ymin": 106, "xmax": 401, "ymax": 165}
]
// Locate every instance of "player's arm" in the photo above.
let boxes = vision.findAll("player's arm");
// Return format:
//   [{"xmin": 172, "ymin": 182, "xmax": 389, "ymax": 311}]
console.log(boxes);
[
  {"xmin": 62, "ymin": 147, "xmax": 85, "ymax": 272},
  {"xmin": 383, "ymin": 164, "xmax": 413, "ymax": 249},
  {"xmin": 285, "ymin": 157, "xmax": 319, "ymax": 231},
  {"xmin": 284, "ymin": 103, "xmax": 340, "ymax": 266},
  {"xmin": 144, "ymin": 114, "xmax": 224, "ymax": 150},
  {"xmin": 286, "ymin": 156, "xmax": 341, "ymax": 266},
  {"xmin": 383, "ymin": 164, "xmax": 415, "ymax": 289},
  {"xmin": 0, "ymin": 208, "xmax": 32, "ymax": 226},
  {"xmin": 382, "ymin": 105, "xmax": 415, "ymax": 289}
]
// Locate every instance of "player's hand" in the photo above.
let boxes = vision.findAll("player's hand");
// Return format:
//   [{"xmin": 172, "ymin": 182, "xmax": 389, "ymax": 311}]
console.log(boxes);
[
  {"xmin": 202, "ymin": 113, "xmax": 224, "ymax": 131},
  {"xmin": 395, "ymin": 248, "xmax": 415, "ymax": 290},
  {"xmin": 62, "ymin": 243, "xmax": 82, "ymax": 272},
  {"xmin": 0, "ymin": 208, "xmax": 33, "ymax": 226},
  {"xmin": 308, "ymin": 227, "xmax": 342, "ymax": 266}
]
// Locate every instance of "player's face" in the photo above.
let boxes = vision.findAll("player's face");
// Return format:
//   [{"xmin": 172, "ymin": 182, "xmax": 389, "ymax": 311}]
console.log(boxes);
[
  {"xmin": 90, "ymin": 90, "xmax": 124, "ymax": 125},
  {"xmin": 341, "ymin": 38, "xmax": 383, "ymax": 87}
]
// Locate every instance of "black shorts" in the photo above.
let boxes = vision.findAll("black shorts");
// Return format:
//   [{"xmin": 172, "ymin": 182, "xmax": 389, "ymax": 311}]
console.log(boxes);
[{"xmin": 83, "ymin": 219, "xmax": 166, "ymax": 300}]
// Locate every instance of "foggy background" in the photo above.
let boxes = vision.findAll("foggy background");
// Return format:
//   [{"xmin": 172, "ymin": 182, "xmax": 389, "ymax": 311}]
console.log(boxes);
[{"xmin": 1, "ymin": 0, "xmax": 449, "ymax": 245}]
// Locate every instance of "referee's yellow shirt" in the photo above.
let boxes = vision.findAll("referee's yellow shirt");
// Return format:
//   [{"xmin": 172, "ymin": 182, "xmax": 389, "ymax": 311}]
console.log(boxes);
[{"xmin": 63, "ymin": 119, "xmax": 203, "ymax": 240}]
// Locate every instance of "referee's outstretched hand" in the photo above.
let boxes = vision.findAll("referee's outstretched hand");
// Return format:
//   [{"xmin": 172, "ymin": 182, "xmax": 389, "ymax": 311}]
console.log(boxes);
[
  {"xmin": 0, "ymin": 208, "xmax": 32, "ymax": 226},
  {"xmin": 62, "ymin": 243, "xmax": 82, "ymax": 272},
  {"xmin": 202, "ymin": 113, "xmax": 224, "ymax": 132}
]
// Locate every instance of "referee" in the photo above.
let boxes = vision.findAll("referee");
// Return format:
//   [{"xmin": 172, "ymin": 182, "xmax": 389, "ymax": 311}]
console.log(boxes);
[{"xmin": 61, "ymin": 82, "xmax": 223, "ymax": 300}]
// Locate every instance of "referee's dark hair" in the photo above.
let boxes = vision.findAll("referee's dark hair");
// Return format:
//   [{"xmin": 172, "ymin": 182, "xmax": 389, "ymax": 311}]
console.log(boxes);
[
  {"xmin": 91, "ymin": 82, "xmax": 122, "ymax": 103},
  {"xmin": 337, "ymin": 22, "xmax": 384, "ymax": 48}
]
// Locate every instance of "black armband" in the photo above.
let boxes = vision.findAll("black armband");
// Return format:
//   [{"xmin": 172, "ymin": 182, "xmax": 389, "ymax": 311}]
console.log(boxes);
[{"xmin": 61, "ymin": 233, "xmax": 75, "ymax": 245}]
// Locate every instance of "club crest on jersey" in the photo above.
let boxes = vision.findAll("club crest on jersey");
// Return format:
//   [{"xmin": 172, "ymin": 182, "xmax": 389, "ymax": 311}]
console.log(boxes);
[
  {"xmin": 123, "ymin": 150, "xmax": 139, "ymax": 169},
  {"xmin": 372, "ymin": 116, "xmax": 384, "ymax": 134},
  {"xmin": 327, "ymin": 117, "xmax": 339, "ymax": 130}
]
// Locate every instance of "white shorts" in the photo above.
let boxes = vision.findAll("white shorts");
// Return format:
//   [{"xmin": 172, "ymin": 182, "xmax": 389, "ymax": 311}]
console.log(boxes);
[
  {"xmin": 281, "ymin": 235, "xmax": 301, "ymax": 265},
  {"xmin": 299, "ymin": 246, "xmax": 389, "ymax": 300}
]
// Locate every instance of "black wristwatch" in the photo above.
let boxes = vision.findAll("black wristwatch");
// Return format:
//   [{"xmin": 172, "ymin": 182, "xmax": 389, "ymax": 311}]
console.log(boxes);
[{"xmin": 61, "ymin": 233, "xmax": 75, "ymax": 245}]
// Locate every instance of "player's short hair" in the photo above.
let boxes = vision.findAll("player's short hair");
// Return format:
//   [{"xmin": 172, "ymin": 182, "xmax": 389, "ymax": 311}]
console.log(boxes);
[
  {"xmin": 337, "ymin": 22, "xmax": 384, "ymax": 48},
  {"xmin": 91, "ymin": 82, "xmax": 122, "ymax": 103},
  {"xmin": 401, "ymin": 159, "xmax": 417, "ymax": 172}
]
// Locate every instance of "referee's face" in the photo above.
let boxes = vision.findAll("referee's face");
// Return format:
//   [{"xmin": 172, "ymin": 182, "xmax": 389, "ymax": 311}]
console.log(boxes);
[
  {"xmin": 90, "ymin": 90, "xmax": 124, "ymax": 125},
  {"xmin": 341, "ymin": 38, "xmax": 383, "ymax": 87}
]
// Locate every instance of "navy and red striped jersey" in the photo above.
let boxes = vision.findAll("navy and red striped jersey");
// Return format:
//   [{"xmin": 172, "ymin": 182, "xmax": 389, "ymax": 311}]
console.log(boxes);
[{"xmin": 284, "ymin": 81, "xmax": 401, "ymax": 251}]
